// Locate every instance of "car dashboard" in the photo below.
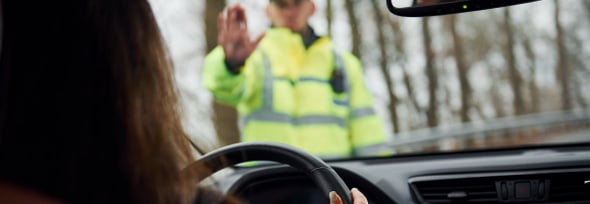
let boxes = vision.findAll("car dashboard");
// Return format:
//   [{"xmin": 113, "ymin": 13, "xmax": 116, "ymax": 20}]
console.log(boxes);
[{"xmin": 212, "ymin": 144, "xmax": 590, "ymax": 203}]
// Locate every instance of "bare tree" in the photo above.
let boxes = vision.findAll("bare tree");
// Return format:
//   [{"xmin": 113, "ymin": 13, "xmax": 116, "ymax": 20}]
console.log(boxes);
[
  {"xmin": 388, "ymin": 16, "xmax": 420, "ymax": 114},
  {"xmin": 584, "ymin": 1, "xmax": 590, "ymax": 18},
  {"xmin": 205, "ymin": 0, "xmax": 240, "ymax": 146},
  {"xmin": 554, "ymin": 0, "xmax": 572, "ymax": 110},
  {"xmin": 447, "ymin": 15, "xmax": 472, "ymax": 122},
  {"xmin": 567, "ymin": 31, "xmax": 589, "ymax": 110},
  {"xmin": 371, "ymin": 0, "xmax": 400, "ymax": 133},
  {"xmin": 573, "ymin": 74, "xmax": 589, "ymax": 110},
  {"xmin": 345, "ymin": 0, "xmax": 362, "ymax": 58},
  {"xmin": 388, "ymin": 15, "xmax": 426, "ymax": 129},
  {"xmin": 522, "ymin": 36, "xmax": 540, "ymax": 113},
  {"xmin": 386, "ymin": 17, "xmax": 405, "ymax": 63},
  {"xmin": 326, "ymin": 0, "xmax": 333, "ymax": 36},
  {"xmin": 205, "ymin": 0, "xmax": 225, "ymax": 53},
  {"xmin": 402, "ymin": 69, "xmax": 422, "ymax": 114},
  {"xmin": 503, "ymin": 8, "xmax": 525, "ymax": 115},
  {"xmin": 422, "ymin": 17, "xmax": 438, "ymax": 127}
]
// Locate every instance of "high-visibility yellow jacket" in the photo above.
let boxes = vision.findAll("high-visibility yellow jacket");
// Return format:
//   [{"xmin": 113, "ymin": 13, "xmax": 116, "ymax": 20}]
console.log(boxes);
[{"xmin": 203, "ymin": 28, "xmax": 386, "ymax": 158}]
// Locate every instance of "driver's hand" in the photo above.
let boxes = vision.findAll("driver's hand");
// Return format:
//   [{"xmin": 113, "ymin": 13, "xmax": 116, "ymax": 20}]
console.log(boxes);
[{"xmin": 329, "ymin": 188, "xmax": 368, "ymax": 204}]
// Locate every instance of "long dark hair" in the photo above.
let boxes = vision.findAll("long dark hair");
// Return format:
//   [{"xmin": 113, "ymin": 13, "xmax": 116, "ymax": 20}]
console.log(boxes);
[{"xmin": 0, "ymin": 0, "xmax": 204, "ymax": 203}]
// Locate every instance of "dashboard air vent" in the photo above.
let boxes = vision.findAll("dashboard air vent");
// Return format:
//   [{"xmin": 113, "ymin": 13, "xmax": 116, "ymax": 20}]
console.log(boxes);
[
  {"xmin": 410, "ymin": 169, "xmax": 590, "ymax": 203},
  {"xmin": 412, "ymin": 177, "xmax": 498, "ymax": 203},
  {"xmin": 547, "ymin": 171, "xmax": 590, "ymax": 203}
]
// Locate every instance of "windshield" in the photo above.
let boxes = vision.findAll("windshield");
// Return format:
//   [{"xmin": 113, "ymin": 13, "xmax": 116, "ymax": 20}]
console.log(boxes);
[{"xmin": 150, "ymin": 0, "xmax": 590, "ymax": 159}]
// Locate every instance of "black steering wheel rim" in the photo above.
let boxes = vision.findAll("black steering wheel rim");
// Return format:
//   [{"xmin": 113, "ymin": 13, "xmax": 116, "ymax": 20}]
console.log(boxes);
[{"xmin": 189, "ymin": 142, "xmax": 353, "ymax": 204}]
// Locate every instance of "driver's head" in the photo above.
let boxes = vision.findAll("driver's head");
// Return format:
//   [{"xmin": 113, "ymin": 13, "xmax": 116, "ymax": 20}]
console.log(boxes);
[{"xmin": 266, "ymin": 0, "xmax": 315, "ymax": 33}]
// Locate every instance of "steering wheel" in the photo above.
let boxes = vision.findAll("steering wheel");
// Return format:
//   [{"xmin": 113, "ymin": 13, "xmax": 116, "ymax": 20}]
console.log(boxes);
[{"xmin": 189, "ymin": 142, "xmax": 353, "ymax": 204}]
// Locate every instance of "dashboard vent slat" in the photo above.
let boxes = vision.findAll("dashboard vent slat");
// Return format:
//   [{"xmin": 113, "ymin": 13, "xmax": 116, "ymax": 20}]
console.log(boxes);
[
  {"xmin": 468, "ymin": 198, "xmax": 498, "ymax": 202},
  {"xmin": 468, "ymin": 192, "xmax": 497, "ymax": 196},
  {"xmin": 412, "ymin": 178, "xmax": 498, "ymax": 203}
]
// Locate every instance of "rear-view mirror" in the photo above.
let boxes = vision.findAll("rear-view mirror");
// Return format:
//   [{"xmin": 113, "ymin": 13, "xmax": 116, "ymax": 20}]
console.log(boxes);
[{"xmin": 387, "ymin": 0, "xmax": 540, "ymax": 17}]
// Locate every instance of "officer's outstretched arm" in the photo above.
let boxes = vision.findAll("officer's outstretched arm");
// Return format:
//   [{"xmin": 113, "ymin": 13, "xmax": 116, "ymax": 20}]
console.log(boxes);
[
  {"xmin": 202, "ymin": 4, "xmax": 265, "ymax": 107},
  {"xmin": 202, "ymin": 47, "xmax": 264, "ymax": 107},
  {"xmin": 217, "ymin": 5, "xmax": 264, "ymax": 67}
]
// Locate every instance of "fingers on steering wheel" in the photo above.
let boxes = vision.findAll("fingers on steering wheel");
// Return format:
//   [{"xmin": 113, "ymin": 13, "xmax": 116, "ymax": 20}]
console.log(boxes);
[
  {"xmin": 351, "ymin": 188, "xmax": 368, "ymax": 204},
  {"xmin": 329, "ymin": 191, "xmax": 343, "ymax": 204}
]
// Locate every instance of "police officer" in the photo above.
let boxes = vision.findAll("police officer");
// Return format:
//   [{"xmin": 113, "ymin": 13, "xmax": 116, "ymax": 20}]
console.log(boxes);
[{"xmin": 203, "ymin": 0, "xmax": 386, "ymax": 158}]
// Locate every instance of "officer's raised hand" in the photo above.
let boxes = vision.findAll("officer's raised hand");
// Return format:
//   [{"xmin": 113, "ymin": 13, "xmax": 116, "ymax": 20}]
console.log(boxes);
[{"xmin": 218, "ymin": 5, "xmax": 265, "ymax": 69}]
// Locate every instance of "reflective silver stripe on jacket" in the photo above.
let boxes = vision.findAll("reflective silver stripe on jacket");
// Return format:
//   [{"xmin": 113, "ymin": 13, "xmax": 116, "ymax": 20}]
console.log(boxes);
[
  {"xmin": 243, "ymin": 110, "xmax": 347, "ymax": 128},
  {"xmin": 299, "ymin": 77, "xmax": 329, "ymax": 84},
  {"xmin": 241, "ymin": 50, "xmax": 350, "ymax": 128},
  {"xmin": 350, "ymin": 107, "xmax": 376, "ymax": 119},
  {"xmin": 261, "ymin": 51, "xmax": 274, "ymax": 109},
  {"xmin": 277, "ymin": 76, "xmax": 329, "ymax": 84}
]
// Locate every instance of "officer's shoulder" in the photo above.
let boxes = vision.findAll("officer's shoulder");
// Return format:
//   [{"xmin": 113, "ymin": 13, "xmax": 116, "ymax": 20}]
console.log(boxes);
[
  {"xmin": 334, "ymin": 51, "xmax": 362, "ymax": 71},
  {"xmin": 332, "ymin": 50, "xmax": 359, "ymax": 62}
]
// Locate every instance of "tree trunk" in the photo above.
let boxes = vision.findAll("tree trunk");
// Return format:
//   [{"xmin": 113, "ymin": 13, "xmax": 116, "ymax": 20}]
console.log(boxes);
[
  {"xmin": 571, "ymin": 46, "xmax": 588, "ymax": 109},
  {"xmin": 448, "ymin": 15, "xmax": 471, "ymax": 122},
  {"xmin": 402, "ymin": 69, "xmax": 421, "ymax": 113},
  {"xmin": 422, "ymin": 17, "xmax": 438, "ymax": 127},
  {"xmin": 371, "ymin": 0, "xmax": 399, "ymax": 133},
  {"xmin": 326, "ymin": 0, "xmax": 333, "ymax": 37},
  {"xmin": 573, "ymin": 75, "xmax": 588, "ymax": 110},
  {"xmin": 388, "ymin": 16, "xmax": 422, "ymax": 128},
  {"xmin": 584, "ymin": 1, "xmax": 590, "ymax": 22},
  {"xmin": 205, "ymin": 0, "xmax": 240, "ymax": 146},
  {"xmin": 503, "ymin": 8, "xmax": 525, "ymax": 115},
  {"xmin": 345, "ymin": 0, "xmax": 362, "ymax": 58},
  {"xmin": 554, "ymin": 0, "xmax": 571, "ymax": 111},
  {"xmin": 205, "ymin": 0, "xmax": 225, "ymax": 53},
  {"xmin": 489, "ymin": 66, "xmax": 506, "ymax": 118},
  {"xmin": 388, "ymin": 16, "xmax": 421, "ymax": 115},
  {"xmin": 522, "ymin": 36, "xmax": 539, "ymax": 113}
]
